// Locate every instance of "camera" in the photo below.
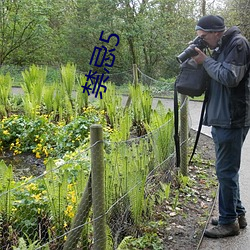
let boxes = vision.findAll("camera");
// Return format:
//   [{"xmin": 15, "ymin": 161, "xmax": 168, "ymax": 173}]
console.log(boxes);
[{"xmin": 176, "ymin": 36, "xmax": 208, "ymax": 64}]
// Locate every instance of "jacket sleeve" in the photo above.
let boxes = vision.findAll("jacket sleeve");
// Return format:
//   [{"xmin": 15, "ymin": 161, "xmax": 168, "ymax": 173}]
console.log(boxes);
[{"xmin": 203, "ymin": 37, "xmax": 250, "ymax": 87}]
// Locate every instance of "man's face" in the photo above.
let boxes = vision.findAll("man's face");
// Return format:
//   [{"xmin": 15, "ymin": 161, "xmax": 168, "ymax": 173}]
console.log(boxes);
[{"xmin": 196, "ymin": 30, "xmax": 222, "ymax": 49}]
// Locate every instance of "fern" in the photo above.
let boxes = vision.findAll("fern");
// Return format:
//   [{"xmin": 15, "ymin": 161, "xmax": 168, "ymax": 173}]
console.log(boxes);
[
  {"xmin": 100, "ymin": 82, "xmax": 122, "ymax": 128},
  {"xmin": 144, "ymin": 100, "xmax": 174, "ymax": 163},
  {"xmin": 117, "ymin": 236, "xmax": 134, "ymax": 249},
  {"xmin": 0, "ymin": 160, "xmax": 14, "ymax": 221},
  {"xmin": 129, "ymin": 83, "xmax": 153, "ymax": 125},
  {"xmin": 61, "ymin": 63, "xmax": 76, "ymax": 101},
  {"xmin": 43, "ymin": 159, "xmax": 68, "ymax": 228},
  {"xmin": 43, "ymin": 84, "xmax": 55, "ymax": 114},
  {"xmin": 21, "ymin": 65, "xmax": 47, "ymax": 118},
  {"xmin": 12, "ymin": 232, "xmax": 46, "ymax": 250},
  {"xmin": 127, "ymin": 141, "xmax": 149, "ymax": 224},
  {"xmin": 52, "ymin": 83, "xmax": 65, "ymax": 121},
  {"xmin": 0, "ymin": 73, "xmax": 12, "ymax": 116},
  {"xmin": 76, "ymin": 75, "xmax": 89, "ymax": 116}
]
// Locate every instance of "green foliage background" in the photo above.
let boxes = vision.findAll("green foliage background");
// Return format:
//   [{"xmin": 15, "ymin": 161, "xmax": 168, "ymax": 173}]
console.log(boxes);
[{"xmin": 0, "ymin": 0, "xmax": 248, "ymax": 82}]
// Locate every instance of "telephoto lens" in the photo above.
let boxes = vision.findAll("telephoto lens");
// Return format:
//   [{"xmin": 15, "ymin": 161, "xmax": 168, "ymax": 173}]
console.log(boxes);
[{"xmin": 176, "ymin": 36, "xmax": 208, "ymax": 63}]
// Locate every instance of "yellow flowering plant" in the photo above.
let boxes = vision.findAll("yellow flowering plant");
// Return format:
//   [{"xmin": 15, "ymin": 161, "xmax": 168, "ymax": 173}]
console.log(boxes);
[
  {"xmin": 0, "ymin": 107, "xmax": 104, "ymax": 158},
  {"xmin": 10, "ymin": 176, "xmax": 49, "ymax": 241}
]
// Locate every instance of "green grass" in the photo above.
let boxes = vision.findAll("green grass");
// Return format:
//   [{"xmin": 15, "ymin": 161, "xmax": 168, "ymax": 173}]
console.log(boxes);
[{"xmin": 0, "ymin": 65, "xmax": 61, "ymax": 86}]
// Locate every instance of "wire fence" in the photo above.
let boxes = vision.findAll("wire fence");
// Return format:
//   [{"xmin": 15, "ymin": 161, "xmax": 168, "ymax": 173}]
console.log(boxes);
[
  {"xmin": 0, "ymin": 64, "xmax": 135, "ymax": 87},
  {"xmin": 0, "ymin": 65, "xmax": 191, "ymax": 249},
  {"xmin": 0, "ymin": 125, "xmax": 178, "ymax": 249},
  {"xmin": 138, "ymin": 67, "xmax": 175, "ymax": 93}
]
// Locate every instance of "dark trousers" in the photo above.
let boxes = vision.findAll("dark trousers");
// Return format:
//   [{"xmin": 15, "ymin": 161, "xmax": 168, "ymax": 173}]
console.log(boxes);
[{"xmin": 211, "ymin": 126, "xmax": 249, "ymax": 225}]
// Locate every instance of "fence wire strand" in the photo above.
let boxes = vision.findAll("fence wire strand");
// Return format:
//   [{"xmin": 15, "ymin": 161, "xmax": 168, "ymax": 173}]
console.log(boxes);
[{"xmin": 0, "ymin": 67, "xmax": 194, "ymax": 250}]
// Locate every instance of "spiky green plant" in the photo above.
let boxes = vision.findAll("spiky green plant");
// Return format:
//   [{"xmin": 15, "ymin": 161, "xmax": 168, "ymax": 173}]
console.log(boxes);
[
  {"xmin": 129, "ymin": 83, "xmax": 153, "ymax": 125},
  {"xmin": 43, "ymin": 159, "xmax": 68, "ymax": 230},
  {"xmin": 144, "ymin": 100, "xmax": 175, "ymax": 163},
  {"xmin": 0, "ymin": 161, "xmax": 14, "ymax": 222},
  {"xmin": 60, "ymin": 63, "xmax": 76, "ymax": 102},
  {"xmin": 13, "ymin": 234, "xmax": 45, "ymax": 250},
  {"xmin": 129, "ymin": 84, "xmax": 142, "ymax": 125},
  {"xmin": 21, "ymin": 65, "xmax": 47, "ymax": 118},
  {"xmin": 156, "ymin": 182, "xmax": 171, "ymax": 204},
  {"xmin": 127, "ymin": 140, "xmax": 150, "ymax": 224},
  {"xmin": 141, "ymin": 89, "xmax": 153, "ymax": 124},
  {"xmin": 108, "ymin": 109, "xmax": 132, "ymax": 142},
  {"xmin": 99, "ymin": 82, "xmax": 122, "ymax": 128},
  {"xmin": 0, "ymin": 73, "xmax": 12, "ymax": 117},
  {"xmin": 43, "ymin": 84, "xmax": 55, "ymax": 114},
  {"xmin": 46, "ymin": 63, "xmax": 76, "ymax": 122},
  {"xmin": 52, "ymin": 83, "xmax": 66, "ymax": 121},
  {"xmin": 76, "ymin": 74, "xmax": 89, "ymax": 116},
  {"xmin": 105, "ymin": 137, "xmax": 153, "ymax": 226}
]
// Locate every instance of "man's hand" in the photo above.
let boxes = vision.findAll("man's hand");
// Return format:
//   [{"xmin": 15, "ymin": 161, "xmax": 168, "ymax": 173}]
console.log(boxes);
[{"xmin": 192, "ymin": 47, "xmax": 207, "ymax": 64}]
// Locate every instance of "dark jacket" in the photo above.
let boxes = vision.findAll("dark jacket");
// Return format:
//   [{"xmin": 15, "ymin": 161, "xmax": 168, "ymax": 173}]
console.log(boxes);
[{"xmin": 203, "ymin": 26, "xmax": 250, "ymax": 128}]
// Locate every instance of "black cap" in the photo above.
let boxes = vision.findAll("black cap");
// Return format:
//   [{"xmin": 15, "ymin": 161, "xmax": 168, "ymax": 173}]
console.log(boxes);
[{"xmin": 195, "ymin": 15, "xmax": 225, "ymax": 32}]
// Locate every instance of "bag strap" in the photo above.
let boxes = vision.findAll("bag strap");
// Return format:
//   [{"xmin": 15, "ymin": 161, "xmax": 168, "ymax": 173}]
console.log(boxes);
[
  {"xmin": 174, "ymin": 48, "xmax": 211, "ymax": 167},
  {"xmin": 174, "ymin": 80, "xmax": 180, "ymax": 168},
  {"xmin": 174, "ymin": 80, "xmax": 208, "ymax": 168},
  {"xmin": 188, "ymin": 91, "xmax": 208, "ymax": 164}
]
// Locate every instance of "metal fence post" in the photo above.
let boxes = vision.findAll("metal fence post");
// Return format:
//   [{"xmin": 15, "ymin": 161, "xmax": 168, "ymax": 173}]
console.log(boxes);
[{"xmin": 91, "ymin": 124, "xmax": 106, "ymax": 250}]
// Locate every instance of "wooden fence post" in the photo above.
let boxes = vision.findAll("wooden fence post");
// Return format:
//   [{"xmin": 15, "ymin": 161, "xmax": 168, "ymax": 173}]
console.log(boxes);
[
  {"xmin": 125, "ymin": 64, "xmax": 138, "ymax": 109},
  {"xmin": 180, "ymin": 94, "xmax": 188, "ymax": 176},
  {"xmin": 91, "ymin": 124, "xmax": 106, "ymax": 250},
  {"xmin": 63, "ymin": 175, "xmax": 92, "ymax": 250},
  {"xmin": 133, "ymin": 63, "xmax": 138, "ymax": 86}
]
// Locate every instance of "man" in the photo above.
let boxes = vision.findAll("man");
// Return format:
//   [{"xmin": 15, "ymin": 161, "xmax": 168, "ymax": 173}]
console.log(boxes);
[{"xmin": 192, "ymin": 15, "xmax": 250, "ymax": 238}]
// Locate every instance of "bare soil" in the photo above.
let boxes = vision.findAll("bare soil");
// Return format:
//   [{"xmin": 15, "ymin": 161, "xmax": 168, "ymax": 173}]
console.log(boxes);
[{"xmin": 159, "ymin": 130, "xmax": 217, "ymax": 250}]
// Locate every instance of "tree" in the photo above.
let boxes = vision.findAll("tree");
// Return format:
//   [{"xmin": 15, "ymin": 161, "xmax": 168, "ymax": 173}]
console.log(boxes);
[
  {"xmin": 0, "ymin": 0, "xmax": 231, "ymax": 82},
  {"xmin": 220, "ymin": 0, "xmax": 250, "ymax": 39},
  {"xmin": 0, "ymin": 0, "xmax": 51, "ymax": 65}
]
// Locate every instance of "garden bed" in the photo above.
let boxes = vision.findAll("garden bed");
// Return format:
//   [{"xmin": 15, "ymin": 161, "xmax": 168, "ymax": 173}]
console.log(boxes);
[
  {"xmin": 104, "ymin": 130, "xmax": 217, "ymax": 250},
  {"xmin": 160, "ymin": 131, "xmax": 217, "ymax": 250},
  {"xmin": 0, "ymin": 152, "xmax": 45, "ymax": 180},
  {"xmin": 0, "ymin": 129, "xmax": 217, "ymax": 250},
  {"xmin": 0, "ymin": 66, "xmax": 217, "ymax": 249}
]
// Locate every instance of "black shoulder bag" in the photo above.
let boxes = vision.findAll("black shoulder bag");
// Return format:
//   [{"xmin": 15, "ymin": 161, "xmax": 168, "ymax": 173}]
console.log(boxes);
[
  {"xmin": 174, "ymin": 58, "xmax": 210, "ymax": 168},
  {"xmin": 175, "ymin": 58, "xmax": 208, "ymax": 97}
]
